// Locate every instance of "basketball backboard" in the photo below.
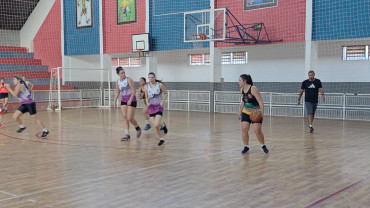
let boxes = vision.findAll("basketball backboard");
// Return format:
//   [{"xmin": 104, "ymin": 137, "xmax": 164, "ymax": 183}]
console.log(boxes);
[
  {"xmin": 132, "ymin": 33, "xmax": 149, "ymax": 52},
  {"xmin": 184, "ymin": 8, "xmax": 226, "ymax": 43}
]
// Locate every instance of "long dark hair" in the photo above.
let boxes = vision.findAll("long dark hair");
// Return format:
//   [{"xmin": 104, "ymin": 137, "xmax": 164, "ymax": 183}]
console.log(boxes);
[
  {"xmin": 0, "ymin": 78, "xmax": 4, "ymax": 86},
  {"xmin": 14, "ymin": 75, "xmax": 29, "ymax": 89},
  {"xmin": 240, "ymin": 74, "xmax": 253, "ymax": 86},
  {"xmin": 116, "ymin": 66, "xmax": 124, "ymax": 75},
  {"xmin": 148, "ymin": 72, "xmax": 164, "ymax": 85}
]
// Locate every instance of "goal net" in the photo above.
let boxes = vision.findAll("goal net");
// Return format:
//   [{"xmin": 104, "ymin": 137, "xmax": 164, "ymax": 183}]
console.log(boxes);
[{"xmin": 48, "ymin": 67, "xmax": 111, "ymax": 111}]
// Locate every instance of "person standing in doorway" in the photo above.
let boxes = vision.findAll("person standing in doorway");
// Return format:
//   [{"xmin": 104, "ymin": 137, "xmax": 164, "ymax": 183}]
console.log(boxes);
[{"xmin": 298, "ymin": 70, "xmax": 325, "ymax": 133}]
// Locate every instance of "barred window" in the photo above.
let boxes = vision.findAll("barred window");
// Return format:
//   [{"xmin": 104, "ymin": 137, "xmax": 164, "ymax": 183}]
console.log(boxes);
[
  {"xmin": 189, "ymin": 54, "xmax": 210, "ymax": 65},
  {"xmin": 189, "ymin": 52, "xmax": 247, "ymax": 65},
  {"xmin": 221, "ymin": 52, "xmax": 231, "ymax": 64},
  {"xmin": 222, "ymin": 52, "xmax": 247, "ymax": 64},
  {"xmin": 343, "ymin": 46, "xmax": 368, "ymax": 61},
  {"xmin": 112, "ymin": 57, "xmax": 141, "ymax": 67},
  {"xmin": 232, "ymin": 52, "xmax": 247, "ymax": 64}
]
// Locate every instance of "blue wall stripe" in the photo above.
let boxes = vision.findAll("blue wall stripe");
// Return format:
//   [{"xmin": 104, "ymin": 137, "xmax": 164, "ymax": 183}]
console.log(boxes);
[
  {"xmin": 64, "ymin": 0, "xmax": 100, "ymax": 55},
  {"xmin": 0, "ymin": 52, "xmax": 34, "ymax": 59},
  {"xmin": 0, "ymin": 65, "xmax": 49, "ymax": 72},
  {"xmin": 149, "ymin": 0, "xmax": 210, "ymax": 51},
  {"xmin": 313, "ymin": 0, "xmax": 370, "ymax": 40}
]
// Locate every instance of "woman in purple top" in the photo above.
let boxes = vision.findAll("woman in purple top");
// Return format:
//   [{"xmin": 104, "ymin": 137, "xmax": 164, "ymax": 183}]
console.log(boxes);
[
  {"xmin": 113, "ymin": 67, "xmax": 141, "ymax": 141},
  {"xmin": 144, "ymin": 72, "xmax": 168, "ymax": 146},
  {"xmin": 6, "ymin": 75, "xmax": 49, "ymax": 138}
]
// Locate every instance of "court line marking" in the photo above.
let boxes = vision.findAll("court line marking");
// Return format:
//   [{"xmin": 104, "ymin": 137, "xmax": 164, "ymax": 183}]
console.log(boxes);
[
  {"xmin": 0, "ymin": 143, "xmax": 265, "ymax": 203},
  {"xmin": 0, "ymin": 190, "xmax": 18, "ymax": 197},
  {"xmin": 304, "ymin": 175, "xmax": 370, "ymax": 208}
]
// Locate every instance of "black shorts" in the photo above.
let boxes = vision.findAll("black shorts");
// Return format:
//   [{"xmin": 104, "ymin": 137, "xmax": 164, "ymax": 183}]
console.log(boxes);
[
  {"xmin": 121, "ymin": 101, "xmax": 137, "ymax": 108},
  {"xmin": 241, "ymin": 112, "xmax": 263, "ymax": 124},
  {"xmin": 0, "ymin": 93, "xmax": 8, "ymax": 99},
  {"xmin": 149, "ymin": 111, "xmax": 163, "ymax": 117},
  {"xmin": 18, "ymin": 103, "xmax": 37, "ymax": 115}
]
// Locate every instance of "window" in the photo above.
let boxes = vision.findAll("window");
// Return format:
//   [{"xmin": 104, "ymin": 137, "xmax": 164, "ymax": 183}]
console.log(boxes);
[
  {"xmin": 343, "ymin": 46, "xmax": 369, "ymax": 61},
  {"xmin": 190, "ymin": 52, "xmax": 247, "ymax": 65},
  {"xmin": 245, "ymin": 0, "xmax": 278, "ymax": 11},
  {"xmin": 222, "ymin": 52, "xmax": 248, "ymax": 64},
  {"xmin": 221, "ymin": 52, "xmax": 231, "ymax": 64},
  {"xmin": 189, "ymin": 54, "xmax": 210, "ymax": 65},
  {"xmin": 112, "ymin": 57, "xmax": 141, "ymax": 67}
]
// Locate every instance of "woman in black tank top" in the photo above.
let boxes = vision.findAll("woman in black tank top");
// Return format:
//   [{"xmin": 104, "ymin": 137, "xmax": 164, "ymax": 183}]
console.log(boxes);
[
  {"xmin": 139, "ymin": 77, "xmax": 151, "ymax": 130},
  {"xmin": 238, "ymin": 74, "xmax": 269, "ymax": 154}
]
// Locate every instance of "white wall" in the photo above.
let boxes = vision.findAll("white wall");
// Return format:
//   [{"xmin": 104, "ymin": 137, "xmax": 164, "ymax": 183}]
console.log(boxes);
[
  {"xmin": 316, "ymin": 39, "xmax": 370, "ymax": 82},
  {"xmin": 64, "ymin": 55, "xmax": 111, "ymax": 82},
  {"xmin": 156, "ymin": 51, "xmax": 210, "ymax": 82},
  {"xmin": 0, "ymin": 30, "xmax": 20, "ymax": 46},
  {"xmin": 20, "ymin": 0, "xmax": 56, "ymax": 51},
  {"xmin": 152, "ymin": 43, "xmax": 306, "ymax": 83},
  {"xmin": 66, "ymin": 40, "xmax": 370, "ymax": 84}
]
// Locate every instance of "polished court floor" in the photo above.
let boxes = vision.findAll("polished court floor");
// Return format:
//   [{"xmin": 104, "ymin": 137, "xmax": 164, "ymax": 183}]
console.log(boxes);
[{"xmin": 0, "ymin": 108, "xmax": 369, "ymax": 207}]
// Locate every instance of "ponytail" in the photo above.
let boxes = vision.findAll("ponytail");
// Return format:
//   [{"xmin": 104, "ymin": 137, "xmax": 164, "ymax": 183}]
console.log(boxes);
[{"xmin": 240, "ymin": 74, "xmax": 253, "ymax": 86}]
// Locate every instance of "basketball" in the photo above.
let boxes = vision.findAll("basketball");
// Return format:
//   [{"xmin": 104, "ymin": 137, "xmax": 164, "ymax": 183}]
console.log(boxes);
[
  {"xmin": 200, "ymin": 34, "xmax": 207, "ymax": 40},
  {"xmin": 250, "ymin": 111, "xmax": 263, "ymax": 122}
]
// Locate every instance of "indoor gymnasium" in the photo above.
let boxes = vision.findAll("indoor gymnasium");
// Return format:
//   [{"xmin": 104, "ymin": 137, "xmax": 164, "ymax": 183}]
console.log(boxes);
[{"xmin": 0, "ymin": 0, "xmax": 370, "ymax": 207}]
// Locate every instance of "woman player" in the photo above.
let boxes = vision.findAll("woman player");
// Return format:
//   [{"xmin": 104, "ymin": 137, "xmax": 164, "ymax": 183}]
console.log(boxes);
[
  {"xmin": 138, "ymin": 77, "xmax": 151, "ymax": 130},
  {"xmin": 0, "ymin": 78, "xmax": 9, "ymax": 113},
  {"xmin": 144, "ymin": 72, "xmax": 168, "ymax": 146},
  {"xmin": 113, "ymin": 67, "xmax": 142, "ymax": 141},
  {"xmin": 6, "ymin": 75, "xmax": 49, "ymax": 137},
  {"xmin": 238, "ymin": 74, "xmax": 269, "ymax": 154}
]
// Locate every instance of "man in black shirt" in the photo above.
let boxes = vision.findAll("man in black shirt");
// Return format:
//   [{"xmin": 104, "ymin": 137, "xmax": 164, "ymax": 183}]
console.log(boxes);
[{"xmin": 298, "ymin": 70, "xmax": 325, "ymax": 133}]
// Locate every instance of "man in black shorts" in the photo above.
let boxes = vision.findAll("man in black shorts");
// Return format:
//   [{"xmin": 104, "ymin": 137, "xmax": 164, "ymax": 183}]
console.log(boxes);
[{"xmin": 298, "ymin": 70, "xmax": 325, "ymax": 133}]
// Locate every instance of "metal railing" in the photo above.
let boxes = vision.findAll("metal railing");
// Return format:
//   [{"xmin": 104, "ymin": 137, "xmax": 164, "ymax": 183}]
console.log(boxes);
[
  {"xmin": 214, "ymin": 91, "xmax": 370, "ymax": 121},
  {"xmin": 104, "ymin": 90, "xmax": 211, "ymax": 112}
]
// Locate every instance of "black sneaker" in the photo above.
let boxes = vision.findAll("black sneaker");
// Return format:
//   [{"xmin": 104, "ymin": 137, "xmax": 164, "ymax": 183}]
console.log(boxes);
[
  {"xmin": 309, "ymin": 126, "xmax": 314, "ymax": 133},
  {"xmin": 136, "ymin": 127, "xmax": 142, "ymax": 138},
  {"xmin": 17, "ymin": 127, "xmax": 26, "ymax": 133},
  {"xmin": 41, "ymin": 131, "xmax": 49, "ymax": 138},
  {"xmin": 160, "ymin": 122, "xmax": 168, "ymax": 134},
  {"xmin": 241, "ymin": 146, "xmax": 249, "ymax": 154},
  {"xmin": 121, "ymin": 135, "xmax": 130, "ymax": 141},
  {"xmin": 262, "ymin": 145, "xmax": 269, "ymax": 154},
  {"xmin": 158, "ymin": 139, "xmax": 165, "ymax": 146}
]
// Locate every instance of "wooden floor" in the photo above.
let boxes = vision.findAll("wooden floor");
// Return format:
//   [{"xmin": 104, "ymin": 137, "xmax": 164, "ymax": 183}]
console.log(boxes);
[{"xmin": 0, "ymin": 108, "xmax": 369, "ymax": 208}]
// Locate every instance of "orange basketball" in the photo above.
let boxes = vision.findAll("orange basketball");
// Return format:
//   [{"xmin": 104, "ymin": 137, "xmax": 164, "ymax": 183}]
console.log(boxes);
[
  {"xmin": 250, "ymin": 111, "xmax": 263, "ymax": 122},
  {"xmin": 200, "ymin": 34, "xmax": 207, "ymax": 40}
]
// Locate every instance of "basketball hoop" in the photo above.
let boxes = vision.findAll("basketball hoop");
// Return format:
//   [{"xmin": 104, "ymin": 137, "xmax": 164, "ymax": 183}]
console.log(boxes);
[
  {"xmin": 137, "ymin": 49, "xmax": 150, "ymax": 57},
  {"xmin": 191, "ymin": 33, "xmax": 207, "ymax": 48}
]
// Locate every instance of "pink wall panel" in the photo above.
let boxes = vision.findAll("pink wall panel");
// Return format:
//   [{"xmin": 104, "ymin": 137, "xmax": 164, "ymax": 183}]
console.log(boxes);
[
  {"xmin": 33, "ymin": 0, "xmax": 62, "ymax": 70},
  {"xmin": 103, "ymin": 0, "xmax": 146, "ymax": 54},
  {"xmin": 215, "ymin": 0, "xmax": 306, "ymax": 47}
]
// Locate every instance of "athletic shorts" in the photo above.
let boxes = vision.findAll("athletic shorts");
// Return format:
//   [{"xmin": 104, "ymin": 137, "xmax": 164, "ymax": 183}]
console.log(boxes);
[
  {"xmin": 241, "ymin": 112, "xmax": 263, "ymax": 124},
  {"xmin": 149, "ymin": 111, "xmax": 163, "ymax": 117},
  {"xmin": 121, "ymin": 101, "xmax": 137, "ymax": 108},
  {"xmin": 18, "ymin": 102, "xmax": 37, "ymax": 115},
  {"xmin": 305, "ymin": 102, "xmax": 318, "ymax": 114},
  {"xmin": 0, "ymin": 93, "xmax": 8, "ymax": 99}
]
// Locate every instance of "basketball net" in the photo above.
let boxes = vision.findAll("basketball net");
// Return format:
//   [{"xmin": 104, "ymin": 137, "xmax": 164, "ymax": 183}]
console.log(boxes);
[{"xmin": 191, "ymin": 34, "xmax": 204, "ymax": 49}]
